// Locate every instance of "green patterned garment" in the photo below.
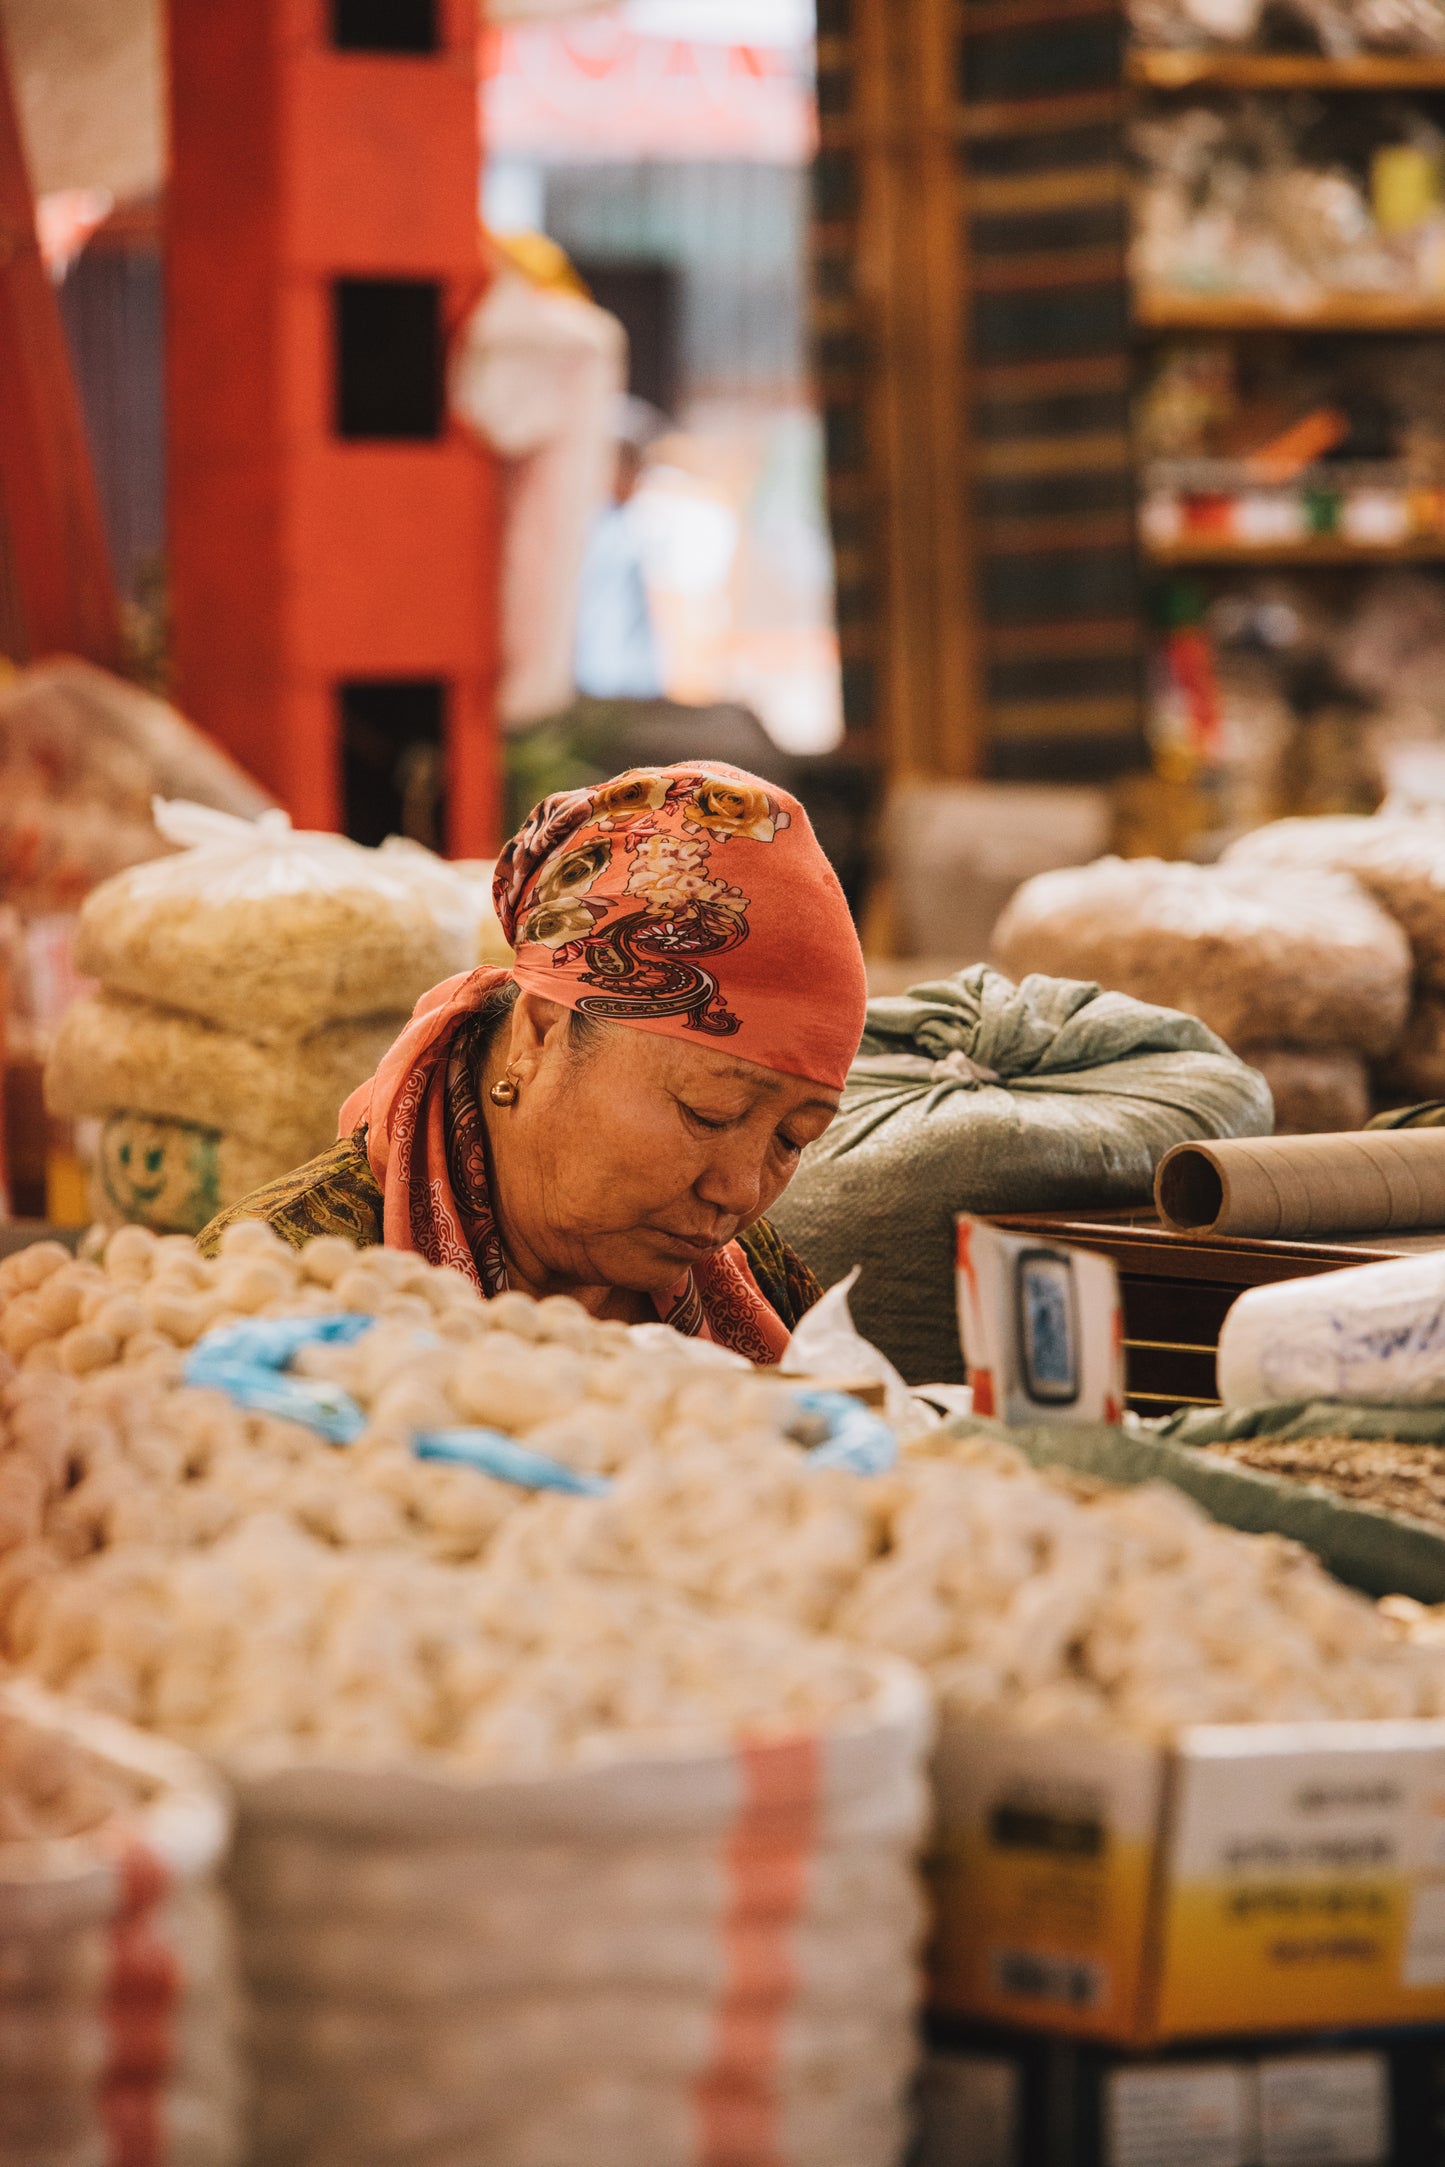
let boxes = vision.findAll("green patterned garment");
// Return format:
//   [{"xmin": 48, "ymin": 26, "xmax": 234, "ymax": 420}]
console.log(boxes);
[{"xmin": 198, "ymin": 1133, "xmax": 823, "ymax": 1333}]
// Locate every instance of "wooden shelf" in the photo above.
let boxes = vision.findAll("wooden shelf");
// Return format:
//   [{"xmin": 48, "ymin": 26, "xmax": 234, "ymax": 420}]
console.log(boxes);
[
  {"xmin": 1135, "ymin": 289, "xmax": 1445, "ymax": 332},
  {"xmin": 1128, "ymin": 48, "xmax": 1445, "ymax": 91},
  {"xmin": 1146, "ymin": 535, "xmax": 1445, "ymax": 565}
]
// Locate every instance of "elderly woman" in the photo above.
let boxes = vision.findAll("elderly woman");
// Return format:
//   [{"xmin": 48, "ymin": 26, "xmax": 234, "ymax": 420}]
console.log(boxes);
[{"xmin": 198, "ymin": 763, "xmax": 866, "ymax": 1361}]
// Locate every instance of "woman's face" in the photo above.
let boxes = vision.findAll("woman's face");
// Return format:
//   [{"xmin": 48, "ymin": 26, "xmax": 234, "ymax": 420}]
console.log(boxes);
[{"xmin": 488, "ymin": 994, "xmax": 839, "ymax": 1296}]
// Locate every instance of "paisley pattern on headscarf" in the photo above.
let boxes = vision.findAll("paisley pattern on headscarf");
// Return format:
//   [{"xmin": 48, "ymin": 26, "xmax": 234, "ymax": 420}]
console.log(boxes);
[{"xmin": 492, "ymin": 761, "xmax": 867, "ymax": 1095}]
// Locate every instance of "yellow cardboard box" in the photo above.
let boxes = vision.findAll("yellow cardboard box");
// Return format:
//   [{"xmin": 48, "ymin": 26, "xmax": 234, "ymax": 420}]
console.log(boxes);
[{"xmin": 929, "ymin": 1715, "xmax": 1445, "ymax": 2044}]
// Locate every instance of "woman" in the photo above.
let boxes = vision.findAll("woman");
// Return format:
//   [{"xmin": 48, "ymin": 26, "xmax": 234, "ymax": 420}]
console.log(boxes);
[{"xmin": 199, "ymin": 762, "xmax": 867, "ymax": 1362}]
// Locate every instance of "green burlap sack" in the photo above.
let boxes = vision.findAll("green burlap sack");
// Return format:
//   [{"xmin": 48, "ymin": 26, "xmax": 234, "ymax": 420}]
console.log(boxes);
[
  {"xmin": 1162, "ymin": 1402, "xmax": 1445, "ymax": 1449},
  {"xmin": 769, "ymin": 966, "xmax": 1273, "ymax": 1385}
]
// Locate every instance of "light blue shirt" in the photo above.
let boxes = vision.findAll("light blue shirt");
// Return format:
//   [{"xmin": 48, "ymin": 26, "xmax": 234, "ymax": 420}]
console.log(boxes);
[{"xmin": 574, "ymin": 503, "xmax": 664, "ymax": 701}]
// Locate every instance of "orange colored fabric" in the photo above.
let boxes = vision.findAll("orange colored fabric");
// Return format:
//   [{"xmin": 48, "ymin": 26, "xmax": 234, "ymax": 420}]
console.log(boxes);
[
  {"xmin": 338, "ymin": 764, "xmax": 865, "ymax": 1359},
  {"xmin": 494, "ymin": 762, "xmax": 867, "ymax": 1094},
  {"xmin": 693, "ymin": 1735, "xmax": 821, "ymax": 2166},
  {"xmin": 339, "ymin": 965, "xmax": 791, "ymax": 1362}
]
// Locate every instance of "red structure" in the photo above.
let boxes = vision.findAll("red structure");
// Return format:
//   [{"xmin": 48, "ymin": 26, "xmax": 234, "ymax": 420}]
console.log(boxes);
[
  {"xmin": 166, "ymin": 0, "xmax": 500, "ymax": 851},
  {"xmin": 0, "ymin": 33, "xmax": 120, "ymax": 667}
]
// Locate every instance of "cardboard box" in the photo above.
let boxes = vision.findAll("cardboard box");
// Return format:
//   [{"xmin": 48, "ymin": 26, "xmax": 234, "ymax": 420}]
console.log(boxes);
[
  {"xmin": 915, "ymin": 2021, "xmax": 1439, "ymax": 2167},
  {"xmin": 930, "ymin": 1716, "xmax": 1445, "ymax": 2046},
  {"xmin": 956, "ymin": 1216, "xmax": 1124, "ymax": 1429}
]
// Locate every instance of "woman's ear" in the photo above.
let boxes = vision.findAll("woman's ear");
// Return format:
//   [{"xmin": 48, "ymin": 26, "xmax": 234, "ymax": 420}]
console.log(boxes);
[{"xmin": 508, "ymin": 990, "xmax": 574, "ymax": 1082}]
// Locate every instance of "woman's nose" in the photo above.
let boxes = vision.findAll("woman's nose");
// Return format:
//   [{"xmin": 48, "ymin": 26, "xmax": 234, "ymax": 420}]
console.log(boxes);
[{"xmin": 694, "ymin": 1141, "xmax": 767, "ymax": 1221}]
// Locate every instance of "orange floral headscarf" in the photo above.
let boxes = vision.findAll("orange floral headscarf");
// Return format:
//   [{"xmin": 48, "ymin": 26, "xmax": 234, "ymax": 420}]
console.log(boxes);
[
  {"xmin": 340, "ymin": 764, "xmax": 866, "ymax": 1361},
  {"xmin": 494, "ymin": 761, "xmax": 867, "ymax": 1093}
]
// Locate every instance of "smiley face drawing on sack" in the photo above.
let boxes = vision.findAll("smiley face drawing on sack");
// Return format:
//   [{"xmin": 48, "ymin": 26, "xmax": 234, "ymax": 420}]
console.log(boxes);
[{"xmin": 99, "ymin": 1113, "xmax": 221, "ymax": 1234}]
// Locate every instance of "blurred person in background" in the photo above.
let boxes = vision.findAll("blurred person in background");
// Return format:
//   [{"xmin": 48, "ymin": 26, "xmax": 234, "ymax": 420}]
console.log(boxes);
[{"xmin": 573, "ymin": 396, "xmax": 668, "ymax": 701}]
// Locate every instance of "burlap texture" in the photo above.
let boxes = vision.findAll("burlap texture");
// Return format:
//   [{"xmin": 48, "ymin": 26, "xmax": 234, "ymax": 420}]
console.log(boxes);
[{"xmin": 768, "ymin": 967, "xmax": 1272, "ymax": 1385}]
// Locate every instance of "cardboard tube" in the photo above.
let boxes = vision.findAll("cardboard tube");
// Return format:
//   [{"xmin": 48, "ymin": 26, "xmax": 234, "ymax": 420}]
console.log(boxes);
[{"xmin": 1155, "ymin": 1130, "xmax": 1445, "ymax": 1240}]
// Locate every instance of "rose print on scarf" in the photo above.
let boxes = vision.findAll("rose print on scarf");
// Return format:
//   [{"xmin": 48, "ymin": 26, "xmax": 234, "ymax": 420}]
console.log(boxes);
[
  {"xmin": 590, "ymin": 772, "xmax": 671, "ymax": 826},
  {"xmin": 681, "ymin": 775, "xmax": 789, "ymax": 844},
  {"xmin": 493, "ymin": 763, "xmax": 789, "ymax": 1038}
]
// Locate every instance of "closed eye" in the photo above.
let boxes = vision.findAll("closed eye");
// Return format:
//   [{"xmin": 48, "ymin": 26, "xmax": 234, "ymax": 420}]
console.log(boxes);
[{"xmin": 679, "ymin": 1102, "xmax": 735, "ymax": 1133}]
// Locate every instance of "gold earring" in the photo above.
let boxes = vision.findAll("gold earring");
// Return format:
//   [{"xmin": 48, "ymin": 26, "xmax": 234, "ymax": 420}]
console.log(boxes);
[{"xmin": 489, "ymin": 1064, "xmax": 522, "ymax": 1107}]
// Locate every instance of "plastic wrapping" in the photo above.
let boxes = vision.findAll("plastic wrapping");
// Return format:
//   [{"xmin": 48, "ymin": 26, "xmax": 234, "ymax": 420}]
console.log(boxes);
[
  {"xmin": 1226, "ymin": 814, "xmax": 1445, "ymax": 993},
  {"xmin": 993, "ymin": 855, "xmax": 1412, "ymax": 1058},
  {"xmin": 1217, "ymin": 1250, "xmax": 1445, "ymax": 1407},
  {"xmin": 1130, "ymin": 0, "xmax": 1445, "ymax": 51},
  {"xmin": 1382, "ymin": 990, "xmax": 1445, "ymax": 1096},
  {"xmin": 1239, "ymin": 1043, "xmax": 1371, "ymax": 1134},
  {"xmin": 47, "ymin": 991, "xmax": 407, "ymax": 1165},
  {"xmin": 1127, "ymin": 0, "xmax": 1262, "ymax": 47},
  {"xmin": 769, "ymin": 965, "xmax": 1272, "ymax": 1385},
  {"xmin": 75, "ymin": 805, "xmax": 479, "ymax": 1040},
  {"xmin": 0, "ymin": 660, "xmax": 271, "ymax": 918}
]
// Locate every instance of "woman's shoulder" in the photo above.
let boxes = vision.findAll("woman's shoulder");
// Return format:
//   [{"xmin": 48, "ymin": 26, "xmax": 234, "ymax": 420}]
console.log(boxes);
[
  {"xmin": 735, "ymin": 1217, "xmax": 823, "ymax": 1334},
  {"xmin": 196, "ymin": 1131, "xmax": 385, "ymax": 1258}
]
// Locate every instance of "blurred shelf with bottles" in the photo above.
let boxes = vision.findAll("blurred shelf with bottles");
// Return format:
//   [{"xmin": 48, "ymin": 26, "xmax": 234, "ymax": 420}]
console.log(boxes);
[
  {"xmin": 810, "ymin": 0, "xmax": 1445, "ymax": 837},
  {"xmin": 1127, "ymin": 0, "xmax": 1445, "ymax": 845}
]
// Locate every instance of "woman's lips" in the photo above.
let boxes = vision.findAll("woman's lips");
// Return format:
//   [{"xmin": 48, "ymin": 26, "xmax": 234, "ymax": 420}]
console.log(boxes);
[{"xmin": 653, "ymin": 1227, "xmax": 728, "ymax": 1256}]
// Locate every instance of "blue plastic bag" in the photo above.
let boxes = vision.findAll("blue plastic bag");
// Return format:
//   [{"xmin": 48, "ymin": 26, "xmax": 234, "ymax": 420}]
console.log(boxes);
[
  {"xmin": 183, "ymin": 1313, "xmax": 374, "ymax": 1445},
  {"xmin": 183, "ymin": 1311, "xmax": 898, "ymax": 1481},
  {"xmin": 413, "ymin": 1429, "xmax": 611, "ymax": 1495},
  {"xmin": 791, "ymin": 1389, "xmax": 897, "ymax": 1475}
]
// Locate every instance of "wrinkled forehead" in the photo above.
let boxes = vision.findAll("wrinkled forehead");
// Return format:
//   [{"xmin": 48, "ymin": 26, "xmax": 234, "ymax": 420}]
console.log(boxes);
[{"xmin": 632, "ymin": 1030, "xmax": 839, "ymax": 1110}]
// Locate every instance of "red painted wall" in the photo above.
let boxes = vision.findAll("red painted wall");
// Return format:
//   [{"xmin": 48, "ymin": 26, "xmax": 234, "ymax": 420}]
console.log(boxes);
[{"xmin": 166, "ymin": 0, "xmax": 500, "ymax": 849}]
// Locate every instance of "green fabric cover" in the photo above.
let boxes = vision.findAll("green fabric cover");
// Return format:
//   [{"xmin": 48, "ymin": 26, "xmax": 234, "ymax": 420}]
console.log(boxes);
[
  {"xmin": 942, "ymin": 1413, "xmax": 1445, "ymax": 1603},
  {"xmin": 769, "ymin": 966, "xmax": 1273, "ymax": 1386},
  {"xmin": 1161, "ymin": 1401, "xmax": 1445, "ymax": 1448}
]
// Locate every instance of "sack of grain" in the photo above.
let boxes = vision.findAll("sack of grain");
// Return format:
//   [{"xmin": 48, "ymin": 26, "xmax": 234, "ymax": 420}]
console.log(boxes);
[
  {"xmin": 768, "ymin": 966, "xmax": 1271, "ymax": 1384},
  {"xmin": 82, "ymin": 1113, "xmax": 304, "ymax": 1234},
  {"xmin": 1236, "ymin": 1044, "xmax": 1371, "ymax": 1134},
  {"xmin": 1225, "ymin": 813, "xmax": 1445, "ymax": 991},
  {"xmin": 225, "ymin": 1659, "xmax": 929, "ymax": 2167},
  {"xmin": 0, "ymin": 661, "xmax": 272, "ymax": 917},
  {"xmin": 1380, "ymin": 991, "xmax": 1445, "ymax": 1097},
  {"xmin": 75, "ymin": 805, "xmax": 478, "ymax": 1041},
  {"xmin": 992, "ymin": 855, "xmax": 1411, "ymax": 1057},
  {"xmin": 48, "ymin": 992, "xmax": 406, "ymax": 1168},
  {"xmin": 0, "ymin": 1677, "xmax": 244, "ymax": 2167},
  {"xmin": 377, "ymin": 838, "xmax": 511, "ymax": 967}
]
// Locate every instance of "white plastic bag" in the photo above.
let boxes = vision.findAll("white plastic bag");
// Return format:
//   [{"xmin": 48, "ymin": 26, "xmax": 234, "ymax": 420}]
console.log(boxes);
[
  {"xmin": 781, "ymin": 1269, "xmax": 935, "ymax": 1440},
  {"xmin": 1218, "ymin": 1249, "xmax": 1445, "ymax": 1407},
  {"xmin": 75, "ymin": 803, "xmax": 478, "ymax": 1039}
]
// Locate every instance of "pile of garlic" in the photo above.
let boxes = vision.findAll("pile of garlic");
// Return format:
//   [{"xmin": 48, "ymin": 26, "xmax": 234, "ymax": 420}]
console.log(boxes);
[
  {"xmin": 0, "ymin": 1220, "xmax": 819, "ymax": 1591},
  {"xmin": 6, "ymin": 1515, "xmax": 894, "ymax": 1771},
  {"xmin": 0, "ymin": 1223, "xmax": 894, "ymax": 1769},
  {"xmin": 6, "ymin": 1222, "xmax": 1445, "ymax": 1763},
  {"xmin": 502, "ymin": 1429, "xmax": 1445, "ymax": 1742},
  {"xmin": 835, "ymin": 1445, "xmax": 1445, "ymax": 1740}
]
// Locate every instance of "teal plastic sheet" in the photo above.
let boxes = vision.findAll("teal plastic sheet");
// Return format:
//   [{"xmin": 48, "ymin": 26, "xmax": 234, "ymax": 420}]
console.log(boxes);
[{"xmin": 184, "ymin": 1314, "xmax": 373, "ymax": 1445}]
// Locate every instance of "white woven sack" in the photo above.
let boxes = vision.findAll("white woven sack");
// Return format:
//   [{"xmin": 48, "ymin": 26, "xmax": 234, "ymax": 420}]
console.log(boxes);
[
  {"xmin": 226, "ymin": 1658, "xmax": 931, "ymax": 2167},
  {"xmin": 252, "ymin": 2063, "xmax": 912, "ymax": 2167},
  {"xmin": 0, "ymin": 1680, "xmax": 244, "ymax": 2167}
]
